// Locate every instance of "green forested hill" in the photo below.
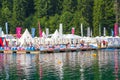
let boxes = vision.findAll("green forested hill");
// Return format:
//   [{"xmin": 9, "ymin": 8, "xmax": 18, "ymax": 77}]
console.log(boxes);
[{"xmin": 0, "ymin": 0, "xmax": 119, "ymax": 36}]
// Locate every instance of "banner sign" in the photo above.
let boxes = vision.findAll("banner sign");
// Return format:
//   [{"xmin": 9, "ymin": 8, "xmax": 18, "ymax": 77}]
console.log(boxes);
[{"xmin": 108, "ymin": 38, "xmax": 120, "ymax": 45}]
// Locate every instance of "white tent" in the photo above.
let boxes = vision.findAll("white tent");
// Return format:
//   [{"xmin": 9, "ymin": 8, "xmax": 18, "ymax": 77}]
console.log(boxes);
[
  {"xmin": 62, "ymin": 34, "xmax": 81, "ymax": 44},
  {"xmin": 4, "ymin": 34, "xmax": 15, "ymax": 39},
  {"xmin": 51, "ymin": 29, "xmax": 60, "ymax": 38},
  {"xmin": 63, "ymin": 34, "xmax": 81, "ymax": 39},
  {"xmin": 19, "ymin": 29, "xmax": 33, "ymax": 45},
  {"xmin": 2, "ymin": 31, "xmax": 5, "ymax": 37},
  {"xmin": 42, "ymin": 31, "xmax": 47, "ymax": 38}
]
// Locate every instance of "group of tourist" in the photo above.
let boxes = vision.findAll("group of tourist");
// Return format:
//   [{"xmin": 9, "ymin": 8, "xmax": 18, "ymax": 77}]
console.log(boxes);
[
  {"xmin": 0, "ymin": 39, "xmax": 91, "ymax": 51},
  {"xmin": 0, "ymin": 38, "xmax": 109, "ymax": 52}
]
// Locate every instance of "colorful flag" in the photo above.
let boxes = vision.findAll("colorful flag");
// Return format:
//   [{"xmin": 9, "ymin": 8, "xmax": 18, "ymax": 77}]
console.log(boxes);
[
  {"xmin": 5, "ymin": 22, "xmax": 8, "ymax": 34},
  {"xmin": 46, "ymin": 28, "xmax": 49, "ymax": 38},
  {"xmin": 119, "ymin": 27, "xmax": 120, "ymax": 36},
  {"xmin": 31, "ymin": 28, "xmax": 35, "ymax": 38},
  {"xmin": 99, "ymin": 24, "xmax": 101, "ymax": 36},
  {"xmin": 81, "ymin": 24, "xmax": 83, "ymax": 37},
  {"xmin": 0, "ymin": 27, "xmax": 2, "ymax": 37},
  {"xmin": 111, "ymin": 29, "xmax": 114, "ymax": 36},
  {"xmin": 16, "ymin": 27, "xmax": 22, "ymax": 38},
  {"xmin": 114, "ymin": 23, "xmax": 118, "ymax": 37},
  {"xmin": 103, "ymin": 27, "xmax": 106, "ymax": 36},
  {"xmin": 59, "ymin": 23, "xmax": 63, "ymax": 37},
  {"xmin": 71, "ymin": 27, "xmax": 75, "ymax": 35},
  {"xmin": 38, "ymin": 22, "xmax": 42, "ymax": 38},
  {"xmin": 87, "ymin": 27, "xmax": 90, "ymax": 37}
]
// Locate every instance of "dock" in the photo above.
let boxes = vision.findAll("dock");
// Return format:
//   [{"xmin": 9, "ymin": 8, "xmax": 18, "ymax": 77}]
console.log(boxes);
[
  {"xmin": 0, "ymin": 47, "xmax": 99, "ymax": 54},
  {"xmin": 1, "ymin": 46, "xmax": 119, "ymax": 54},
  {"xmin": 0, "ymin": 50, "xmax": 40, "ymax": 54}
]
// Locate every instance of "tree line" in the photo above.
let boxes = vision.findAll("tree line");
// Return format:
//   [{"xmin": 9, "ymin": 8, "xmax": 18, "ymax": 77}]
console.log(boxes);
[{"xmin": 0, "ymin": 0, "xmax": 120, "ymax": 36}]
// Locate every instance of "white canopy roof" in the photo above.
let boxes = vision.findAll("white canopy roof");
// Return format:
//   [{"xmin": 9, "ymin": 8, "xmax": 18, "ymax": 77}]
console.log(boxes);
[
  {"xmin": 19, "ymin": 29, "xmax": 33, "ymax": 45},
  {"xmin": 51, "ymin": 29, "xmax": 59, "ymax": 38},
  {"xmin": 4, "ymin": 34, "xmax": 15, "ymax": 39},
  {"xmin": 1, "ymin": 31, "xmax": 5, "ymax": 37},
  {"xmin": 42, "ymin": 31, "xmax": 47, "ymax": 38},
  {"xmin": 63, "ymin": 34, "xmax": 81, "ymax": 39}
]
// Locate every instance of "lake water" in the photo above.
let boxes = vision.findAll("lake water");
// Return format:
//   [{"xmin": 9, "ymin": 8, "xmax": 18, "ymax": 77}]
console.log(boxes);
[{"xmin": 0, "ymin": 49, "xmax": 120, "ymax": 80}]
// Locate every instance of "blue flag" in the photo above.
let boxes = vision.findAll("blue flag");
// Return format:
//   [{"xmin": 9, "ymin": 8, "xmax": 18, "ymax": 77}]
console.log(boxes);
[
  {"xmin": 5, "ymin": 22, "xmax": 8, "ymax": 34},
  {"xmin": 111, "ymin": 29, "xmax": 114, "ymax": 36},
  {"xmin": 31, "ymin": 28, "xmax": 35, "ymax": 38}
]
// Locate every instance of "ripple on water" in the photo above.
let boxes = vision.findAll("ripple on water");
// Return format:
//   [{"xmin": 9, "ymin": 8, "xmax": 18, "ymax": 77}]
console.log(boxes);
[{"xmin": 0, "ymin": 50, "xmax": 120, "ymax": 80}]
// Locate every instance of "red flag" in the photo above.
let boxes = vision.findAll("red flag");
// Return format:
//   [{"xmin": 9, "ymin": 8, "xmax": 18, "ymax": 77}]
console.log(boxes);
[
  {"xmin": 38, "ymin": 22, "xmax": 42, "ymax": 37},
  {"xmin": 71, "ymin": 27, "xmax": 75, "ymax": 35},
  {"xmin": 114, "ymin": 23, "xmax": 118, "ymax": 37},
  {"xmin": 0, "ymin": 37, "xmax": 3, "ymax": 47},
  {"xmin": 16, "ymin": 27, "xmax": 22, "ymax": 38}
]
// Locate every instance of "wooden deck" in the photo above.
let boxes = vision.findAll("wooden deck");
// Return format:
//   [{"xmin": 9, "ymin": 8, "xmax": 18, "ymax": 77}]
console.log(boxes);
[
  {"xmin": 4, "ymin": 50, "xmax": 13, "ymax": 54},
  {"xmin": 30, "ymin": 51, "xmax": 40, "ymax": 54},
  {"xmin": 16, "ymin": 50, "xmax": 26, "ymax": 54}
]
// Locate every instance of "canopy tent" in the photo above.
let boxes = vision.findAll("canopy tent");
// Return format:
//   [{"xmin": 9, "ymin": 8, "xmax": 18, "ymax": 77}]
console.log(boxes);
[
  {"xmin": 19, "ymin": 29, "xmax": 33, "ymax": 46},
  {"xmin": 61, "ymin": 34, "xmax": 81, "ymax": 44},
  {"xmin": 42, "ymin": 31, "xmax": 47, "ymax": 38},
  {"xmin": 4, "ymin": 34, "xmax": 15, "ymax": 39},
  {"xmin": 1, "ymin": 31, "xmax": 5, "ymax": 37},
  {"xmin": 63, "ymin": 34, "xmax": 81, "ymax": 39},
  {"xmin": 51, "ymin": 29, "xmax": 60, "ymax": 39}
]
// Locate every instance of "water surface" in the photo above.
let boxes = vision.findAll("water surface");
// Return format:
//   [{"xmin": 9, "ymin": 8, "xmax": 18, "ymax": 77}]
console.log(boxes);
[{"xmin": 0, "ymin": 49, "xmax": 120, "ymax": 80}]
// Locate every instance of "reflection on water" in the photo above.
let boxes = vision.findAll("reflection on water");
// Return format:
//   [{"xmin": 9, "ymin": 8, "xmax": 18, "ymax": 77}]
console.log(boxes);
[{"xmin": 0, "ymin": 49, "xmax": 120, "ymax": 80}]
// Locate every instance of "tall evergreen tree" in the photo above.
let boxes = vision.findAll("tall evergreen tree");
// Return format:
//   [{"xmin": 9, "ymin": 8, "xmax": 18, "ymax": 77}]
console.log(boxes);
[
  {"xmin": 93, "ymin": 0, "xmax": 115, "ymax": 36},
  {"xmin": 74, "ymin": 0, "xmax": 93, "ymax": 35},
  {"xmin": 48, "ymin": 0, "xmax": 63, "ymax": 15},
  {"xmin": 114, "ymin": 0, "xmax": 119, "ymax": 24},
  {"xmin": 62, "ymin": 0, "xmax": 74, "ymax": 13},
  {"xmin": 102, "ymin": 0, "xmax": 115, "ymax": 35},
  {"xmin": 12, "ymin": 0, "xmax": 26, "ymax": 33},
  {"xmin": 118, "ymin": 0, "xmax": 120, "ymax": 23},
  {"xmin": 49, "ymin": 14, "xmax": 60, "ymax": 33},
  {"xmin": 34, "ymin": 0, "xmax": 51, "ymax": 18},
  {"xmin": 25, "ymin": 0, "xmax": 35, "ymax": 17},
  {"xmin": 0, "ymin": 0, "xmax": 117, "ymax": 35},
  {"xmin": 0, "ymin": 0, "xmax": 3, "ymax": 21},
  {"xmin": 116, "ymin": 0, "xmax": 120, "ymax": 25},
  {"xmin": 34, "ymin": 0, "xmax": 52, "ymax": 35},
  {"xmin": 1, "ymin": 0, "xmax": 12, "ymax": 33},
  {"xmin": 23, "ymin": 0, "xmax": 35, "ymax": 30},
  {"xmin": 60, "ymin": 11, "xmax": 73, "ymax": 34},
  {"xmin": 93, "ymin": 0, "xmax": 103, "ymax": 36}
]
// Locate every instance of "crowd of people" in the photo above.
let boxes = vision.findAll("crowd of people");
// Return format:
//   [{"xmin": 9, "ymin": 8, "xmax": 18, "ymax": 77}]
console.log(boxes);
[{"xmin": 0, "ymin": 37, "xmax": 109, "ymax": 52}]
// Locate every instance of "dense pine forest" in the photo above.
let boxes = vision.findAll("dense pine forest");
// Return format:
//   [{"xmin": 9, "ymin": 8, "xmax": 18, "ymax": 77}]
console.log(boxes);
[{"xmin": 0, "ymin": 0, "xmax": 120, "ymax": 36}]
